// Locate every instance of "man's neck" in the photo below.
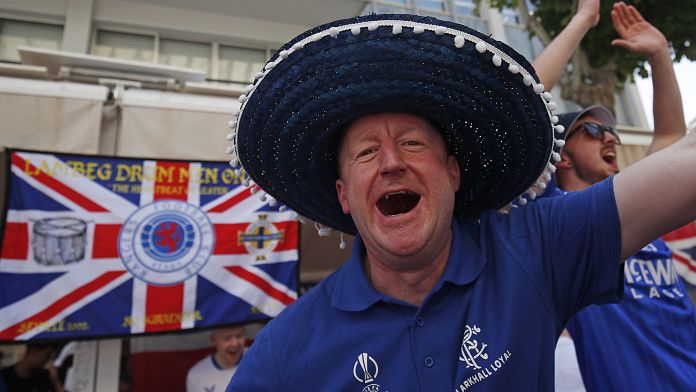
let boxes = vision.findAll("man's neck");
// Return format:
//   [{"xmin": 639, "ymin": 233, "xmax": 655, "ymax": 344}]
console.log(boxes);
[
  {"xmin": 364, "ymin": 239, "xmax": 451, "ymax": 307},
  {"xmin": 557, "ymin": 175, "xmax": 592, "ymax": 192},
  {"xmin": 215, "ymin": 351, "xmax": 242, "ymax": 369}
]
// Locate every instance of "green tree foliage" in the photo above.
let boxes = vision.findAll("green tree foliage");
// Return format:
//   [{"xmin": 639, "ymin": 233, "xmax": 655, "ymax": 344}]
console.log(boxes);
[{"xmin": 483, "ymin": 0, "xmax": 695, "ymax": 111}]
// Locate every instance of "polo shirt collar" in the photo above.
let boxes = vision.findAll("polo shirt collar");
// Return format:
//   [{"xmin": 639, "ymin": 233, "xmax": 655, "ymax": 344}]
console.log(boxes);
[{"xmin": 331, "ymin": 219, "xmax": 488, "ymax": 312}]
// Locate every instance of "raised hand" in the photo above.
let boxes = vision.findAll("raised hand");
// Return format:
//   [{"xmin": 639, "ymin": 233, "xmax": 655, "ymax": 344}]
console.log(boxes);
[{"xmin": 610, "ymin": 1, "xmax": 668, "ymax": 58}]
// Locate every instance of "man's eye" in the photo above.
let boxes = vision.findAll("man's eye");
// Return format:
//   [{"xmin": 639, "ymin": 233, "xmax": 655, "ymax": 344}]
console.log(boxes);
[
  {"xmin": 404, "ymin": 140, "xmax": 421, "ymax": 146},
  {"xmin": 357, "ymin": 148, "xmax": 376, "ymax": 158}
]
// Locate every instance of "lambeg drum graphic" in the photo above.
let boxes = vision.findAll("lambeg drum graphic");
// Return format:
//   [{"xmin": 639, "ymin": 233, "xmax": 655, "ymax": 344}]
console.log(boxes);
[{"xmin": 32, "ymin": 217, "xmax": 87, "ymax": 265}]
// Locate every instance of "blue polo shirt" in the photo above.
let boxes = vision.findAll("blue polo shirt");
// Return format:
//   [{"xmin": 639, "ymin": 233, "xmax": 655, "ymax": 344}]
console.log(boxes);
[
  {"xmin": 227, "ymin": 178, "xmax": 622, "ymax": 391},
  {"xmin": 568, "ymin": 238, "xmax": 696, "ymax": 391}
]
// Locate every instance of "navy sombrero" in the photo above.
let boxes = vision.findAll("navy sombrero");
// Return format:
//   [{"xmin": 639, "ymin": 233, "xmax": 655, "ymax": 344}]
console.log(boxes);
[{"xmin": 226, "ymin": 14, "xmax": 565, "ymax": 235}]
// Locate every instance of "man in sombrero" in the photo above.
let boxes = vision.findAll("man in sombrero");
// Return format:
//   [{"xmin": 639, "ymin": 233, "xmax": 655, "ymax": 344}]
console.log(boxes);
[{"xmin": 223, "ymin": 11, "xmax": 696, "ymax": 391}]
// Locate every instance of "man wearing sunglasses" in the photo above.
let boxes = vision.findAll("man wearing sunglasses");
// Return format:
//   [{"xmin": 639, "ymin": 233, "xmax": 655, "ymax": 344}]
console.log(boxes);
[{"xmin": 533, "ymin": 1, "xmax": 696, "ymax": 391}]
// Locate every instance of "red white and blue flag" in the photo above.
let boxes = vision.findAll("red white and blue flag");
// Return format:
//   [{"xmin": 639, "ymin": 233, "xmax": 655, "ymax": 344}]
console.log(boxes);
[
  {"xmin": 0, "ymin": 150, "xmax": 298, "ymax": 341},
  {"xmin": 663, "ymin": 221, "xmax": 696, "ymax": 286}
]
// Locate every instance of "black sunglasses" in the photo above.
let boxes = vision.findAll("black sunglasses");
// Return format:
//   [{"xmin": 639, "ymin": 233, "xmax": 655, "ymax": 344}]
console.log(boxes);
[{"xmin": 568, "ymin": 122, "xmax": 621, "ymax": 145}]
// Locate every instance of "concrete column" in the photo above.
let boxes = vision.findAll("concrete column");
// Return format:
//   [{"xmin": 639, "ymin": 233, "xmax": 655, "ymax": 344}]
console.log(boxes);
[
  {"xmin": 61, "ymin": 0, "xmax": 94, "ymax": 53},
  {"xmin": 618, "ymin": 82, "xmax": 650, "ymax": 130},
  {"xmin": 480, "ymin": 1, "xmax": 508, "ymax": 43}
]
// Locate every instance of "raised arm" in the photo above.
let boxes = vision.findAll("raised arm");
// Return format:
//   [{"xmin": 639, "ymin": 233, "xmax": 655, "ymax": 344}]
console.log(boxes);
[
  {"xmin": 615, "ymin": 129, "xmax": 696, "ymax": 260},
  {"xmin": 532, "ymin": 0, "xmax": 599, "ymax": 90},
  {"xmin": 610, "ymin": 2, "xmax": 686, "ymax": 155}
]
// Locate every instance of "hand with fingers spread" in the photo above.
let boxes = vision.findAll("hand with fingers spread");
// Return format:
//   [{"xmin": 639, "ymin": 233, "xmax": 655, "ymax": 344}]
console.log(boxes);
[{"xmin": 611, "ymin": 1, "xmax": 669, "ymax": 58}]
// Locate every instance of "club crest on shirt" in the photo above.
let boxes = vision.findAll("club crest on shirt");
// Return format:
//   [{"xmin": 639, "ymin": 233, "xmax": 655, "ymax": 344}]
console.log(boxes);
[
  {"xmin": 353, "ymin": 352, "xmax": 386, "ymax": 392},
  {"xmin": 456, "ymin": 324, "xmax": 512, "ymax": 391}
]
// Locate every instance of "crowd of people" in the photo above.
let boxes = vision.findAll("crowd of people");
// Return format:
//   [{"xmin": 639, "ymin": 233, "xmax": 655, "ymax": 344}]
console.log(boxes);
[{"xmin": 223, "ymin": 0, "xmax": 695, "ymax": 390}]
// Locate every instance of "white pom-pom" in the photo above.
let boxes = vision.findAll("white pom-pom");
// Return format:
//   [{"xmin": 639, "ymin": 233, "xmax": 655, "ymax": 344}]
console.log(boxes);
[
  {"xmin": 454, "ymin": 35, "xmax": 465, "ymax": 48},
  {"xmin": 498, "ymin": 204, "xmax": 513, "ymax": 214},
  {"xmin": 368, "ymin": 22, "xmax": 378, "ymax": 31},
  {"xmin": 227, "ymin": 120, "xmax": 237, "ymax": 129},
  {"xmin": 550, "ymin": 115, "xmax": 559, "ymax": 124},
  {"xmin": 264, "ymin": 62, "xmax": 276, "ymax": 71},
  {"xmin": 225, "ymin": 145, "xmax": 234, "ymax": 154},
  {"xmin": 508, "ymin": 64, "xmax": 519, "ymax": 74},
  {"xmin": 547, "ymin": 163, "xmax": 557, "ymax": 173},
  {"xmin": 547, "ymin": 101, "xmax": 558, "ymax": 111},
  {"xmin": 244, "ymin": 84, "xmax": 255, "ymax": 93},
  {"xmin": 533, "ymin": 83, "xmax": 544, "ymax": 94},
  {"xmin": 392, "ymin": 24, "xmax": 402, "ymax": 34},
  {"xmin": 543, "ymin": 172, "xmax": 552, "ymax": 181},
  {"xmin": 528, "ymin": 190, "xmax": 537, "ymax": 200},
  {"xmin": 225, "ymin": 133, "xmax": 235, "ymax": 141},
  {"xmin": 292, "ymin": 42, "xmax": 304, "ymax": 50},
  {"xmin": 351, "ymin": 26, "xmax": 360, "ymax": 35},
  {"xmin": 552, "ymin": 152, "xmax": 561, "ymax": 162},
  {"xmin": 523, "ymin": 74, "xmax": 533, "ymax": 86},
  {"xmin": 435, "ymin": 26, "xmax": 445, "ymax": 35},
  {"xmin": 555, "ymin": 139, "xmax": 566, "ymax": 147},
  {"xmin": 339, "ymin": 238, "xmax": 347, "ymax": 250},
  {"xmin": 234, "ymin": 168, "xmax": 242, "ymax": 177},
  {"xmin": 315, "ymin": 222, "xmax": 331, "ymax": 236},
  {"xmin": 413, "ymin": 25, "xmax": 424, "ymax": 34},
  {"xmin": 228, "ymin": 158, "xmax": 239, "ymax": 167},
  {"xmin": 492, "ymin": 54, "xmax": 502, "ymax": 67},
  {"xmin": 518, "ymin": 197, "xmax": 528, "ymax": 206},
  {"xmin": 537, "ymin": 181, "xmax": 547, "ymax": 190},
  {"xmin": 254, "ymin": 71, "xmax": 264, "ymax": 80},
  {"xmin": 239, "ymin": 94, "xmax": 247, "ymax": 103},
  {"xmin": 542, "ymin": 92, "xmax": 552, "ymax": 101},
  {"xmin": 269, "ymin": 199, "xmax": 278, "ymax": 207},
  {"xmin": 279, "ymin": 205, "xmax": 287, "ymax": 212},
  {"xmin": 279, "ymin": 50, "xmax": 290, "ymax": 59},
  {"xmin": 260, "ymin": 193, "xmax": 267, "ymax": 202},
  {"xmin": 475, "ymin": 41, "xmax": 486, "ymax": 53},
  {"xmin": 554, "ymin": 125, "xmax": 565, "ymax": 134},
  {"xmin": 329, "ymin": 27, "xmax": 340, "ymax": 38}
]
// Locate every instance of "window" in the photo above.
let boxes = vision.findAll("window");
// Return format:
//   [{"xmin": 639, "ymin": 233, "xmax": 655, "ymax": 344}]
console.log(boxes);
[
  {"xmin": 452, "ymin": 0, "xmax": 476, "ymax": 16},
  {"xmin": 218, "ymin": 46, "xmax": 267, "ymax": 83},
  {"xmin": 159, "ymin": 38, "xmax": 211, "ymax": 74},
  {"xmin": 93, "ymin": 30, "xmax": 155, "ymax": 63},
  {"xmin": 416, "ymin": 0, "xmax": 447, "ymax": 12},
  {"xmin": 0, "ymin": 19, "xmax": 63, "ymax": 62}
]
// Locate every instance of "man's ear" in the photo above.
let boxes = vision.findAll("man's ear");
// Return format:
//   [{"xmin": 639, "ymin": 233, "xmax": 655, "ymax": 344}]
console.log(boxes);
[
  {"xmin": 555, "ymin": 152, "xmax": 572, "ymax": 170},
  {"xmin": 336, "ymin": 179, "xmax": 351, "ymax": 214}
]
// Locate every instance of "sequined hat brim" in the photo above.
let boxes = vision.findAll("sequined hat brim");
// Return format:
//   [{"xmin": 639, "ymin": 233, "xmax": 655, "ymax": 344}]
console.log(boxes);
[{"xmin": 228, "ymin": 14, "xmax": 565, "ymax": 235}]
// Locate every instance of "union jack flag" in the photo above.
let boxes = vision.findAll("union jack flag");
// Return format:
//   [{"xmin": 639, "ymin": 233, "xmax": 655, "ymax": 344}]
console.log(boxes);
[
  {"xmin": 0, "ymin": 150, "xmax": 298, "ymax": 341},
  {"xmin": 663, "ymin": 221, "xmax": 696, "ymax": 286}
]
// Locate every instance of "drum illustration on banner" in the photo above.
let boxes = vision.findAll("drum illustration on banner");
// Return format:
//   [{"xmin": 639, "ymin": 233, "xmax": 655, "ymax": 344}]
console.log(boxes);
[
  {"xmin": 32, "ymin": 217, "xmax": 87, "ymax": 265},
  {"xmin": 118, "ymin": 200, "xmax": 215, "ymax": 285}
]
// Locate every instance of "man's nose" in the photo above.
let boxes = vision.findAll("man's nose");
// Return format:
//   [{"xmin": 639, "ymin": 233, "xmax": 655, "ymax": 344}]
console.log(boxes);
[
  {"xmin": 603, "ymin": 130, "xmax": 618, "ymax": 144},
  {"xmin": 379, "ymin": 143, "xmax": 407, "ymax": 175}
]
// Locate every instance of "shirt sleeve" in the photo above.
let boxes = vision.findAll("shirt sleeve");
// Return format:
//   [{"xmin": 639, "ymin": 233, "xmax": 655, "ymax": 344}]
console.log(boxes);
[
  {"xmin": 492, "ymin": 176, "xmax": 623, "ymax": 326},
  {"xmin": 225, "ymin": 326, "xmax": 279, "ymax": 391}
]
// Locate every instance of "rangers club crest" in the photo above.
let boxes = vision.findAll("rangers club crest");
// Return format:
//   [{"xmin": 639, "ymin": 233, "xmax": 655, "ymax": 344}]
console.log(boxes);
[{"xmin": 118, "ymin": 200, "xmax": 214, "ymax": 285}]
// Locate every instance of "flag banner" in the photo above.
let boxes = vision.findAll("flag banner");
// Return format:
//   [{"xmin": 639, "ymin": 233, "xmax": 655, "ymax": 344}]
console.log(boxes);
[
  {"xmin": 0, "ymin": 150, "xmax": 299, "ymax": 341},
  {"xmin": 663, "ymin": 221, "xmax": 696, "ymax": 286}
]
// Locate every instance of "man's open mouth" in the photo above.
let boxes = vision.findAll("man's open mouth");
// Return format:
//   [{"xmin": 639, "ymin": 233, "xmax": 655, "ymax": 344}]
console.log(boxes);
[
  {"xmin": 377, "ymin": 191, "xmax": 421, "ymax": 216},
  {"xmin": 602, "ymin": 151, "xmax": 616, "ymax": 164}
]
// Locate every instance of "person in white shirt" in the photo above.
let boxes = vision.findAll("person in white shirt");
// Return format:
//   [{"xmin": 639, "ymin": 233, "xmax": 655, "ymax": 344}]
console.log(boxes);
[{"xmin": 186, "ymin": 325, "xmax": 246, "ymax": 392}]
